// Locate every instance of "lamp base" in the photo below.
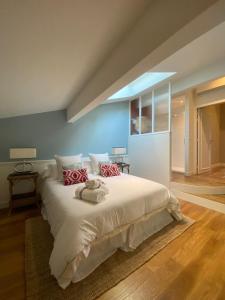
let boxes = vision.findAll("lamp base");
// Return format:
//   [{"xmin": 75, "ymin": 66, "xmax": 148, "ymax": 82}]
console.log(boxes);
[{"xmin": 14, "ymin": 161, "xmax": 33, "ymax": 173}]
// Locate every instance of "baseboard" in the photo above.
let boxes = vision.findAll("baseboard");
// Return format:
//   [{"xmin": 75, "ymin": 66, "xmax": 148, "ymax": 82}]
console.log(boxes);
[
  {"xmin": 211, "ymin": 163, "xmax": 223, "ymax": 169},
  {"xmin": 172, "ymin": 167, "xmax": 185, "ymax": 173},
  {"xmin": 184, "ymin": 171, "xmax": 196, "ymax": 176}
]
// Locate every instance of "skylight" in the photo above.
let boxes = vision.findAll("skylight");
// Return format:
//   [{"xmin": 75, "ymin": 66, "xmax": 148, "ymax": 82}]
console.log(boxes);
[{"xmin": 108, "ymin": 72, "xmax": 176, "ymax": 100}]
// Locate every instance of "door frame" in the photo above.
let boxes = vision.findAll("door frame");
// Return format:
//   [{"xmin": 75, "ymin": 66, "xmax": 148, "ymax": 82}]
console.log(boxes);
[
  {"xmin": 196, "ymin": 98, "xmax": 225, "ymax": 174},
  {"xmin": 170, "ymin": 94, "xmax": 186, "ymax": 179},
  {"xmin": 197, "ymin": 107, "xmax": 212, "ymax": 174}
]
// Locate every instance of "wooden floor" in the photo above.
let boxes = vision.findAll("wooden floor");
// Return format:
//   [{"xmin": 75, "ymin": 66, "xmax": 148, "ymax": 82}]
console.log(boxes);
[
  {"xmin": 0, "ymin": 203, "xmax": 225, "ymax": 300},
  {"xmin": 172, "ymin": 167, "xmax": 225, "ymax": 206},
  {"xmin": 196, "ymin": 194, "xmax": 225, "ymax": 205},
  {"xmin": 172, "ymin": 167, "xmax": 225, "ymax": 186},
  {"xmin": 0, "ymin": 206, "xmax": 40, "ymax": 300}
]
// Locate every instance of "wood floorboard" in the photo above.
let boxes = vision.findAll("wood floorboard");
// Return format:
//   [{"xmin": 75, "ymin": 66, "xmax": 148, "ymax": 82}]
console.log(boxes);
[
  {"xmin": 196, "ymin": 194, "xmax": 225, "ymax": 205},
  {"xmin": 172, "ymin": 167, "xmax": 225, "ymax": 206},
  {"xmin": 98, "ymin": 201, "xmax": 225, "ymax": 300},
  {"xmin": 0, "ymin": 206, "xmax": 40, "ymax": 300},
  {"xmin": 172, "ymin": 167, "xmax": 225, "ymax": 186},
  {"xmin": 0, "ymin": 202, "xmax": 224, "ymax": 300}
]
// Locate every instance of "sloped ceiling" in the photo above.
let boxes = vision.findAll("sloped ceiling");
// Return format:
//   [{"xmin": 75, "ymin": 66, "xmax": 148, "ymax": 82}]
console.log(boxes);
[
  {"xmin": 105, "ymin": 21, "xmax": 225, "ymax": 104},
  {"xmin": 0, "ymin": 0, "xmax": 150, "ymax": 118},
  {"xmin": 67, "ymin": 0, "xmax": 224, "ymax": 122},
  {"xmin": 151, "ymin": 21, "xmax": 225, "ymax": 78}
]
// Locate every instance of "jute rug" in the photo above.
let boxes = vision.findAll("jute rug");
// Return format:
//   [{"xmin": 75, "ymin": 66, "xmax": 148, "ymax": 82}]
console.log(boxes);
[{"xmin": 25, "ymin": 216, "xmax": 195, "ymax": 300}]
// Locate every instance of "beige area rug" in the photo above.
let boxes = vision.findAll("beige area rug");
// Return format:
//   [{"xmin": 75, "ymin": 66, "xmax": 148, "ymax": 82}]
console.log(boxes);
[{"xmin": 25, "ymin": 216, "xmax": 195, "ymax": 300}]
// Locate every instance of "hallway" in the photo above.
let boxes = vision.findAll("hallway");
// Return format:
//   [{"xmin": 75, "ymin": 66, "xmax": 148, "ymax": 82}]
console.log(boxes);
[
  {"xmin": 171, "ymin": 167, "xmax": 225, "ymax": 207},
  {"xmin": 171, "ymin": 167, "xmax": 225, "ymax": 187}
]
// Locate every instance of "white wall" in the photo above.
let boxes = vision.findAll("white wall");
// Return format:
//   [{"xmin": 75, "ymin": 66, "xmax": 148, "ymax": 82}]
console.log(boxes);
[
  {"xmin": 172, "ymin": 112, "xmax": 185, "ymax": 172},
  {"xmin": 196, "ymin": 86, "xmax": 225, "ymax": 108},
  {"xmin": 184, "ymin": 91, "xmax": 198, "ymax": 175},
  {"xmin": 128, "ymin": 133, "xmax": 170, "ymax": 187}
]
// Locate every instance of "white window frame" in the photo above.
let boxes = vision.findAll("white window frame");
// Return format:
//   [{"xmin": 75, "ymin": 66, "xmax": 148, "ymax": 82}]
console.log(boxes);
[{"xmin": 129, "ymin": 82, "xmax": 171, "ymax": 136}]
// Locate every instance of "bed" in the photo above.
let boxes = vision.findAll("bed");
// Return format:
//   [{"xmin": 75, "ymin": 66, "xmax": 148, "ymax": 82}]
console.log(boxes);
[{"xmin": 41, "ymin": 172, "xmax": 182, "ymax": 289}]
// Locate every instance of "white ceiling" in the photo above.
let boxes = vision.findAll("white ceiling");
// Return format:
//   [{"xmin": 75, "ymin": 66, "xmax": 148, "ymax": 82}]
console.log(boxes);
[
  {"xmin": 151, "ymin": 21, "xmax": 225, "ymax": 80},
  {"xmin": 0, "ymin": 0, "xmax": 150, "ymax": 118},
  {"xmin": 105, "ymin": 21, "xmax": 225, "ymax": 104}
]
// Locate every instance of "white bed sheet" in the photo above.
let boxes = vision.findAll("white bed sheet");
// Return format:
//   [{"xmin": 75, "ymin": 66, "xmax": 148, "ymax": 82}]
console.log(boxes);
[
  {"xmin": 41, "ymin": 173, "xmax": 182, "ymax": 288},
  {"xmin": 63, "ymin": 208, "xmax": 173, "ymax": 287}
]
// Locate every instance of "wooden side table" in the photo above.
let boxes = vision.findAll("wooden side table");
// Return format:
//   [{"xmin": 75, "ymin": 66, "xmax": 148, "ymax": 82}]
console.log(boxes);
[
  {"xmin": 7, "ymin": 172, "xmax": 40, "ymax": 214},
  {"xmin": 116, "ymin": 162, "xmax": 130, "ymax": 174}
]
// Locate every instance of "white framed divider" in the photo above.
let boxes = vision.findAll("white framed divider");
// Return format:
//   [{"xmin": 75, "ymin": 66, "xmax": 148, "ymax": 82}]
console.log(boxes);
[{"xmin": 128, "ymin": 82, "xmax": 171, "ymax": 187}]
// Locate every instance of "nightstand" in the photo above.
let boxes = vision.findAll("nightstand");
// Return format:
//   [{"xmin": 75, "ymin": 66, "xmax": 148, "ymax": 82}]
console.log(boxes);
[
  {"xmin": 116, "ymin": 162, "xmax": 130, "ymax": 174},
  {"xmin": 7, "ymin": 172, "xmax": 40, "ymax": 214}
]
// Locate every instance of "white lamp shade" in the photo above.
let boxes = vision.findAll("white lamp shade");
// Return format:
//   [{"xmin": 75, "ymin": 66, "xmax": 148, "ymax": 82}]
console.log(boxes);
[
  {"xmin": 10, "ymin": 148, "xmax": 37, "ymax": 159},
  {"xmin": 112, "ymin": 147, "xmax": 126, "ymax": 155}
]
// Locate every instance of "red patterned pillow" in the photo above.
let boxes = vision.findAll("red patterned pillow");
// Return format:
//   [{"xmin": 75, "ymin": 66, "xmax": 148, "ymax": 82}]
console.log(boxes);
[
  {"xmin": 63, "ymin": 168, "xmax": 88, "ymax": 185},
  {"xmin": 100, "ymin": 163, "xmax": 120, "ymax": 177}
]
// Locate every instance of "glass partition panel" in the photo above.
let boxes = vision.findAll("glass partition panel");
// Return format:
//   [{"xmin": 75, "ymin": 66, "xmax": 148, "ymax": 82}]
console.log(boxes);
[
  {"xmin": 130, "ymin": 98, "xmax": 140, "ymax": 135},
  {"xmin": 154, "ymin": 84, "xmax": 169, "ymax": 132},
  {"xmin": 141, "ymin": 91, "xmax": 152, "ymax": 134}
]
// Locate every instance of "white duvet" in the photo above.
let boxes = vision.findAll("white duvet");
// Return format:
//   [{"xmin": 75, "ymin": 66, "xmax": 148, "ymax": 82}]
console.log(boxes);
[{"xmin": 41, "ymin": 173, "xmax": 182, "ymax": 288}]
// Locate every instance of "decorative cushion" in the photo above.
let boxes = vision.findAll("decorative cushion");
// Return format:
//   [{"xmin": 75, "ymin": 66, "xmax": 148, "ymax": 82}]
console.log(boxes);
[
  {"xmin": 89, "ymin": 153, "xmax": 110, "ymax": 174},
  {"xmin": 100, "ymin": 163, "xmax": 120, "ymax": 177},
  {"xmin": 63, "ymin": 168, "xmax": 88, "ymax": 186},
  {"xmin": 54, "ymin": 154, "xmax": 82, "ymax": 180}
]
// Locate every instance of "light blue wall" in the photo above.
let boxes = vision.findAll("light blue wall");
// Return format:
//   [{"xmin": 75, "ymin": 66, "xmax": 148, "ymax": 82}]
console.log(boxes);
[{"xmin": 0, "ymin": 102, "xmax": 129, "ymax": 162}]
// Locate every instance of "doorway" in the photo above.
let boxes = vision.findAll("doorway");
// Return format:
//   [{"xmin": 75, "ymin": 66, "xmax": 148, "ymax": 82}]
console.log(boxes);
[{"xmin": 197, "ymin": 103, "xmax": 224, "ymax": 174}]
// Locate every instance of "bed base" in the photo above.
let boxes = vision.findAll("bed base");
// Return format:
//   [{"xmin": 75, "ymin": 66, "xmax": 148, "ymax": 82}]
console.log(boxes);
[{"xmin": 58, "ymin": 208, "xmax": 173, "ymax": 288}]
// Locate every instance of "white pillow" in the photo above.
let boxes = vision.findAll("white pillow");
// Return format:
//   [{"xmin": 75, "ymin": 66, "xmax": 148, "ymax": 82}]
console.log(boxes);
[
  {"xmin": 54, "ymin": 154, "xmax": 82, "ymax": 180},
  {"xmin": 89, "ymin": 153, "xmax": 110, "ymax": 174},
  {"xmin": 48, "ymin": 164, "xmax": 58, "ymax": 179},
  {"xmin": 82, "ymin": 159, "xmax": 93, "ymax": 174},
  {"xmin": 40, "ymin": 164, "xmax": 58, "ymax": 180}
]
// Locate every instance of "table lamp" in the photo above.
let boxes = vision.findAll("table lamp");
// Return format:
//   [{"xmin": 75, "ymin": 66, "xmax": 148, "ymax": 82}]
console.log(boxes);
[
  {"xmin": 9, "ymin": 148, "xmax": 37, "ymax": 173},
  {"xmin": 112, "ymin": 147, "xmax": 126, "ymax": 163}
]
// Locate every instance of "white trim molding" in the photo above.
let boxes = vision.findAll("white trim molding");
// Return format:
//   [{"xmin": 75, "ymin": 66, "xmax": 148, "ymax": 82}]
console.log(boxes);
[
  {"xmin": 172, "ymin": 189, "xmax": 225, "ymax": 214},
  {"xmin": 170, "ymin": 181, "xmax": 225, "ymax": 195},
  {"xmin": 172, "ymin": 167, "xmax": 185, "ymax": 173}
]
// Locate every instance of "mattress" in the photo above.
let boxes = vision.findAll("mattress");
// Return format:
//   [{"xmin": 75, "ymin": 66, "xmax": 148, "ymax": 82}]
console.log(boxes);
[{"xmin": 41, "ymin": 173, "xmax": 182, "ymax": 288}]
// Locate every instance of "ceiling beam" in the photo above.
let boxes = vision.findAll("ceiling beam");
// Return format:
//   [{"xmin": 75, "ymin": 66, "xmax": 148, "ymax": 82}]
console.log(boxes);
[
  {"xmin": 172, "ymin": 58, "xmax": 225, "ymax": 96},
  {"xmin": 67, "ymin": 0, "xmax": 225, "ymax": 122}
]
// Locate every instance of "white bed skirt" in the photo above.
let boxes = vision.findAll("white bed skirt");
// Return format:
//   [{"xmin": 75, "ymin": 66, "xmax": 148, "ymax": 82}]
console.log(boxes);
[{"xmin": 58, "ymin": 208, "xmax": 173, "ymax": 288}]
